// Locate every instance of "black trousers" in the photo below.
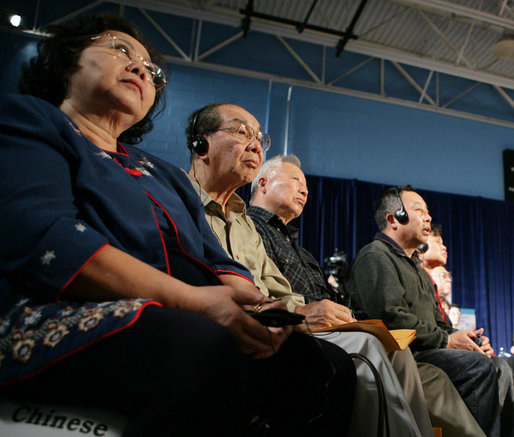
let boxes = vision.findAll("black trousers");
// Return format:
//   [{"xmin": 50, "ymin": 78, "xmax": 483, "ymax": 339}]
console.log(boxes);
[{"xmin": 2, "ymin": 306, "xmax": 355, "ymax": 436}]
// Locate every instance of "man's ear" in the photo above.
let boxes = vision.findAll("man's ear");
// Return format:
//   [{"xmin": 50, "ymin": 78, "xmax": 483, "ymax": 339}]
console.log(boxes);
[
  {"xmin": 386, "ymin": 212, "xmax": 398, "ymax": 230},
  {"xmin": 257, "ymin": 177, "xmax": 267, "ymax": 193}
]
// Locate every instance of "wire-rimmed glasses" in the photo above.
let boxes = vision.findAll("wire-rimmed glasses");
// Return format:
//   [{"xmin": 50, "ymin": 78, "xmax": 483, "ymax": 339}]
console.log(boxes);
[
  {"xmin": 214, "ymin": 124, "xmax": 271, "ymax": 151},
  {"xmin": 91, "ymin": 33, "xmax": 167, "ymax": 91},
  {"xmin": 434, "ymin": 271, "xmax": 453, "ymax": 282}
]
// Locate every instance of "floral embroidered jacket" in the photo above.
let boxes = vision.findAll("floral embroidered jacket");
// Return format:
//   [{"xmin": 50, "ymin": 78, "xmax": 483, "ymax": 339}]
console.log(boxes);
[{"xmin": 0, "ymin": 95, "xmax": 253, "ymax": 385}]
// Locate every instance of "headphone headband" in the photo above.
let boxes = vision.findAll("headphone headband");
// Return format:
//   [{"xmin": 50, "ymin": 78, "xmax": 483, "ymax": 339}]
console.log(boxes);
[
  {"xmin": 394, "ymin": 188, "xmax": 409, "ymax": 224},
  {"xmin": 188, "ymin": 109, "xmax": 208, "ymax": 155}
]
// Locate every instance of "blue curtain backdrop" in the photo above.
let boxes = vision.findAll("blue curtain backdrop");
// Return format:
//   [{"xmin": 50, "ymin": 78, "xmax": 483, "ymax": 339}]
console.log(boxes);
[{"xmin": 239, "ymin": 176, "xmax": 514, "ymax": 352}]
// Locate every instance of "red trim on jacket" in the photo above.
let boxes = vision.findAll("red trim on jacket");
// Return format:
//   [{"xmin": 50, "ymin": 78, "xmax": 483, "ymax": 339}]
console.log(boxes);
[
  {"xmin": 57, "ymin": 243, "xmax": 110, "ymax": 300},
  {"xmin": 145, "ymin": 191, "xmax": 223, "ymax": 284},
  {"xmin": 149, "ymin": 203, "xmax": 171, "ymax": 275},
  {"xmin": 115, "ymin": 142, "xmax": 129, "ymax": 155},
  {"xmin": 112, "ymin": 157, "xmax": 142, "ymax": 177},
  {"xmin": 216, "ymin": 270, "xmax": 254, "ymax": 284}
]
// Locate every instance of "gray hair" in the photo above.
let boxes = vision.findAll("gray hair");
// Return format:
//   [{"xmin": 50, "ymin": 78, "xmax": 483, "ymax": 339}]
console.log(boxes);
[{"xmin": 250, "ymin": 154, "xmax": 302, "ymax": 198}]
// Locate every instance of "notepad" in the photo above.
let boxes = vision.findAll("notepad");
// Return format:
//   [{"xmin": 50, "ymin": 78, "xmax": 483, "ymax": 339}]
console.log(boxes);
[{"xmin": 313, "ymin": 319, "xmax": 416, "ymax": 352}]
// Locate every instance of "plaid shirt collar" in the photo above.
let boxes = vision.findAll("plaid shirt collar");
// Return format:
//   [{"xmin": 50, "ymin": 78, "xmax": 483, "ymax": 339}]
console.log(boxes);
[
  {"xmin": 248, "ymin": 205, "xmax": 336, "ymax": 303},
  {"xmin": 249, "ymin": 205, "xmax": 298, "ymax": 240}
]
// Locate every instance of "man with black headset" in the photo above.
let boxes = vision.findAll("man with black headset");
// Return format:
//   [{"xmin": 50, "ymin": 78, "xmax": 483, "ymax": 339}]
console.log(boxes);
[
  {"xmin": 346, "ymin": 185, "xmax": 509, "ymax": 437},
  {"xmin": 184, "ymin": 103, "xmax": 435, "ymax": 437},
  {"xmin": 248, "ymin": 155, "xmax": 488, "ymax": 437}
]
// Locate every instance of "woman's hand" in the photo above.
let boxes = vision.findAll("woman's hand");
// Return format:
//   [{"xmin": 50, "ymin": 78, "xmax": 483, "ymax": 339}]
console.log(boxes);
[
  {"xmin": 178, "ymin": 278, "xmax": 290, "ymax": 359},
  {"xmin": 249, "ymin": 299, "xmax": 293, "ymax": 359},
  {"xmin": 66, "ymin": 247, "xmax": 288, "ymax": 358},
  {"xmin": 218, "ymin": 274, "xmax": 292, "ymax": 356}
]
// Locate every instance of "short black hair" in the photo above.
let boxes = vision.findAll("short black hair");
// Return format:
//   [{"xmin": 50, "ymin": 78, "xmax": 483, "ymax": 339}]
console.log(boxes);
[
  {"xmin": 20, "ymin": 13, "xmax": 166, "ymax": 144},
  {"xmin": 185, "ymin": 103, "xmax": 227, "ymax": 158},
  {"xmin": 373, "ymin": 185, "xmax": 417, "ymax": 230},
  {"xmin": 431, "ymin": 223, "xmax": 443, "ymax": 237}
]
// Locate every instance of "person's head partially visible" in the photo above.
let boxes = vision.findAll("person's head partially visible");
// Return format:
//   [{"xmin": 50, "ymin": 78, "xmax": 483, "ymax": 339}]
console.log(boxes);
[
  {"xmin": 441, "ymin": 298, "xmax": 450, "ymax": 315},
  {"xmin": 20, "ymin": 13, "xmax": 167, "ymax": 146},
  {"xmin": 186, "ymin": 104, "xmax": 270, "ymax": 195},
  {"xmin": 431, "ymin": 265, "xmax": 453, "ymax": 300},
  {"xmin": 250, "ymin": 154, "xmax": 308, "ymax": 225},
  {"xmin": 419, "ymin": 224, "xmax": 448, "ymax": 271},
  {"xmin": 374, "ymin": 185, "xmax": 432, "ymax": 256},
  {"xmin": 448, "ymin": 304, "xmax": 461, "ymax": 328}
]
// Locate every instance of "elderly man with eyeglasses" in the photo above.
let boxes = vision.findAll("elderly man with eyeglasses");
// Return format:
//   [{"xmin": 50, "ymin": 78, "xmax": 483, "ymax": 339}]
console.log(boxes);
[{"xmin": 184, "ymin": 104, "xmax": 440, "ymax": 437}]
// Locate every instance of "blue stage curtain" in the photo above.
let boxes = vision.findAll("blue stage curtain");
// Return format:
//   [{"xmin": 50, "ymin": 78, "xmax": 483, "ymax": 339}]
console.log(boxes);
[{"xmin": 239, "ymin": 176, "xmax": 514, "ymax": 351}]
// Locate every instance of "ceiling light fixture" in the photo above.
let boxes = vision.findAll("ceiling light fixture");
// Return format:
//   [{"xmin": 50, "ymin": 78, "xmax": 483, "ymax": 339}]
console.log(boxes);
[
  {"xmin": 9, "ymin": 14, "xmax": 22, "ymax": 28},
  {"xmin": 493, "ymin": 36, "xmax": 514, "ymax": 60}
]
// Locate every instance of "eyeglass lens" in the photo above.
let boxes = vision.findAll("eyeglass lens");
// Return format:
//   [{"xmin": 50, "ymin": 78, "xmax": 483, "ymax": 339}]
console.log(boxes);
[
  {"xmin": 242, "ymin": 125, "xmax": 271, "ymax": 151},
  {"xmin": 111, "ymin": 36, "xmax": 166, "ymax": 89},
  {"xmin": 93, "ymin": 34, "xmax": 166, "ymax": 90}
]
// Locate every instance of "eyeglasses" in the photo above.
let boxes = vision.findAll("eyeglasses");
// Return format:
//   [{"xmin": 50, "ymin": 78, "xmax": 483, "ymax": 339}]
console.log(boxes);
[
  {"xmin": 91, "ymin": 33, "xmax": 167, "ymax": 91},
  {"xmin": 434, "ymin": 272, "xmax": 452, "ymax": 281},
  {"xmin": 214, "ymin": 124, "xmax": 271, "ymax": 151}
]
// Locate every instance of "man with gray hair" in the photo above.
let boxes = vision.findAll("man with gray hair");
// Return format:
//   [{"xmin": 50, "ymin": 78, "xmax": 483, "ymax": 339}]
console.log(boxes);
[
  {"xmin": 249, "ymin": 155, "xmax": 338, "ymax": 304},
  {"xmin": 249, "ymin": 156, "xmax": 488, "ymax": 437}
]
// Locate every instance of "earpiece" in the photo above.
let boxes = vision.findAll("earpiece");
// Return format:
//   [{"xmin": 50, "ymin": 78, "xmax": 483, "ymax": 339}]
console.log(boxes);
[
  {"xmin": 394, "ymin": 189, "xmax": 409, "ymax": 224},
  {"xmin": 190, "ymin": 135, "xmax": 208, "ymax": 155},
  {"xmin": 188, "ymin": 111, "xmax": 208, "ymax": 155},
  {"xmin": 417, "ymin": 242, "xmax": 429, "ymax": 253}
]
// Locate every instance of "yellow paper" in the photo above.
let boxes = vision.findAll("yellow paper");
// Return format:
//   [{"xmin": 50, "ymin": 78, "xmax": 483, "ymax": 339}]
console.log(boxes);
[{"xmin": 313, "ymin": 319, "xmax": 416, "ymax": 352}]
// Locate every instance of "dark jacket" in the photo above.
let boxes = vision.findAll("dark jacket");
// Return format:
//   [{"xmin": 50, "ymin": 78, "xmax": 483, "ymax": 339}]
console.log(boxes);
[
  {"xmin": 346, "ymin": 233, "xmax": 455, "ymax": 351},
  {"xmin": 0, "ymin": 95, "xmax": 252, "ymax": 385}
]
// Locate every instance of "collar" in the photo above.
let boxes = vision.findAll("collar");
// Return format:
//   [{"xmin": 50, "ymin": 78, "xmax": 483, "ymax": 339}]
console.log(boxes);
[
  {"xmin": 247, "ymin": 206, "xmax": 299, "ymax": 241},
  {"xmin": 247, "ymin": 205, "xmax": 276, "ymax": 223},
  {"xmin": 374, "ymin": 232, "xmax": 409, "ymax": 257},
  {"xmin": 186, "ymin": 171, "xmax": 246, "ymax": 221}
]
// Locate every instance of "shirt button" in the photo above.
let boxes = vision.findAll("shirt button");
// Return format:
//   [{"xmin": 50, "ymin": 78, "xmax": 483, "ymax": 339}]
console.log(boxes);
[{"xmin": 284, "ymin": 259, "xmax": 289, "ymax": 263}]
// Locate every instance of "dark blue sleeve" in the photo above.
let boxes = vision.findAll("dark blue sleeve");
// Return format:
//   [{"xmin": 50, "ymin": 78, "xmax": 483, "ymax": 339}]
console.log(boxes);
[{"xmin": 0, "ymin": 95, "xmax": 109, "ymax": 298}]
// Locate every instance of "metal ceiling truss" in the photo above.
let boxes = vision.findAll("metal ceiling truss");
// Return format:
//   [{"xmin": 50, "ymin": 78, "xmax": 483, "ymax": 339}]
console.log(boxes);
[
  {"xmin": 11, "ymin": 0, "xmax": 514, "ymax": 128},
  {"xmin": 390, "ymin": 0, "xmax": 514, "ymax": 31}
]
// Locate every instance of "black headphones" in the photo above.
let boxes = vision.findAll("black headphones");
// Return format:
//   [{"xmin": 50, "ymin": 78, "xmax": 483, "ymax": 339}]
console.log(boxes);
[
  {"xmin": 394, "ymin": 188, "xmax": 409, "ymax": 224},
  {"xmin": 188, "ymin": 110, "xmax": 208, "ymax": 156}
]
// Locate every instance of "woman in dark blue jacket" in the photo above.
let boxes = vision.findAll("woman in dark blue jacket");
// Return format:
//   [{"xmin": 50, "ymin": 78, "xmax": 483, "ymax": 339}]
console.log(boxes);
[{"xmin": 0, "ymin": 13, "xmax": 355, "ymax": 436}]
